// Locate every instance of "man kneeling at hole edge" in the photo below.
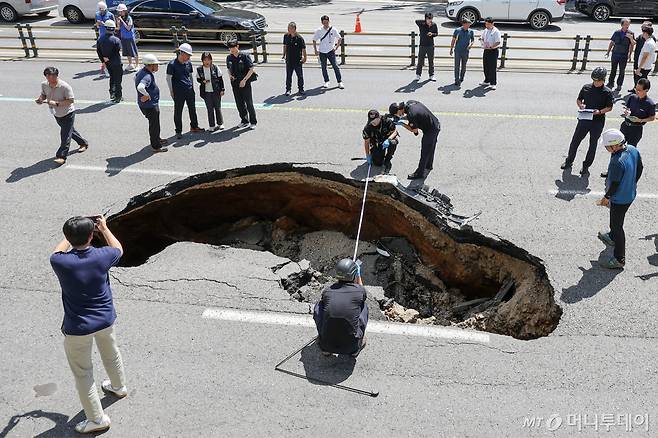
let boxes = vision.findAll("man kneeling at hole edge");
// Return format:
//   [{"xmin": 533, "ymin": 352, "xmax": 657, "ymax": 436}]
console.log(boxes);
[
  {"xmin": 362, "ymin": 108, "xmax": 399, "ymax": 174},
  {"xmin": 313, "ymin": 258, "xmax": 369, "ymax": 357}
]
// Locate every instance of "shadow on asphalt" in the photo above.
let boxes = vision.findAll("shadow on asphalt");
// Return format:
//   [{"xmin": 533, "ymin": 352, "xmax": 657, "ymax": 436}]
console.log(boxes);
[
  {"xmin": 72, "ymin": 69, "xmax": 103, "ymax": 80},
  {"xmin": 170, "ymin": 126, "xmax": 244, "ymax": 149},
  {"xmin": 5, "ymin": 158, "xmax": 62, "ymax": 183},
  {"xmin": 76, "ymin": 101, "xmax": 116, "ymax": 115},
  {"xmin": 554, "ymin": 168, "xmax": 591, "ymax": 201},
  {"xmin": 637, "ymin": 234, "xmax": 658, "ymax": 280},
  {"xmin": 395, "ymin": 79, "xmax": 431, "ymax": 93},
  {"xmin": 560, "ymin": 250, "xmax": 623, "ymax": 303},
  {"xmin": 463, "ymin": 84, "xmax": 492, "ymax": 98},
  {"xmin": 105, "ymin": 146, "xmax": 154, "ymax": 176},
  {"xmin": 1, "ymin": 396, "xmax": 119, "ymax": 438},
  {"xmin": 437, "ymin": 83, "xmax": 461, "ymax": 95},
  {"xmin": 300, "ymin": 341, "xmax": 356, "ymax": 386}
]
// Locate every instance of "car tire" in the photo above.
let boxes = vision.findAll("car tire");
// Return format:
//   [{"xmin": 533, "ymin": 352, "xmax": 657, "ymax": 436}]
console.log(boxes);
[
  {"xmin": 63, "ymin": 6, "xmax": 84, "ymax": 24},
  {"xmin": 0, "ymin": 3, "xmax": 18, "ymax": 22},
  {"xmin": 458, "ymin": 8, "xmax": 479, "ymax": 24},
  {"xmin": 134, "ymin": 30, "xmax": 142, "ymax": 44},
  {"xmin": 217, "ymin": 28, "xmax": 239, "ymax": 44},
  {"xmin": 592, "ymin": 4, "xmax": 611, "ymax": 22},
  {"xmin": 529, "ymin": 10, "xmax": 550, "ymax": 30}
]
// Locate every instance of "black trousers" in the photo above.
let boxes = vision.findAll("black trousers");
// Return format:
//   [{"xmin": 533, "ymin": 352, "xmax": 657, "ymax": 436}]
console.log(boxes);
[
  {"xmin": 609, "ymin": 57, "xmax": 628, "ymax": 88},
  {"xmin": 231, "ymin": 81, "xmax": 257, "ymax": 125},
  {"xmin": 173, "ymin": 89, "xmax": 199, "ymax": 134},
  {"xmin": 483, "ymin": 48, "xmax": 498, "ymax": 85},
  {"xmin": 140, "ymin": 106, "xmax": 161, "ymax": 149},
  {"xmin": 202, "ymin": 92, "xmax": 223, "ymax": 127},
  {"xmin": 416, "ymin": 45, "xmax": 435, "ymax": 76},
  {"xmin": 106, "ymin": 62, "xmax": 123, "ymax": 99},
  {"xmin": 370, "ymin": 138, "xmax": 398, "ymax": 166},
  {"xmin": 54, "ymin": 112, "xmax": 87, "ymax": 159},
  {"xmin": 566, "ymin": 118, "xmax": 605, "ymax": 168},
  {"xmin": 633, "ymin": 68, "xmax": 650, "ymax": 85},
  {"xmin": 285, "ymin": 62, "xmax": 304, "ymax": 92},
  {"xmin": 620, "ymin": 122, "xmax": 643, "ymax": 146},
  {"xmin": 414, "ymin": 128, "xmax": 440, "ymax": 175},
  {"xmin": 609, "ymin": 202, "xmax": 632, "ymax": 262}
]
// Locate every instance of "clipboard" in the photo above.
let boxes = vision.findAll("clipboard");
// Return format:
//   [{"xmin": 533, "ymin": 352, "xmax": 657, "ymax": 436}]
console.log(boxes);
[{"xmin": 577, "ymin": 109, "xmax": 595, "ymax": 120}]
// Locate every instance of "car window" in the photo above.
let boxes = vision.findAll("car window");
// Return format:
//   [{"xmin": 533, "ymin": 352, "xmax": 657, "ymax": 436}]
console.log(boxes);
[
  {"xmin": 133, "ymin": 0, "xmax": 170, "ymax": 13},
  {"xmin": 170, "ymin": 1, "xmax": 194, "ymax": 14},
  {"xmin": 193, "ymin": 0, "xmax": 223, "ymax": 14}
]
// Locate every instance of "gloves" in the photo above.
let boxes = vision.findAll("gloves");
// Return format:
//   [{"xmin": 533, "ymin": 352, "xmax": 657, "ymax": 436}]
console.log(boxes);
[
  {"xmin": 395, "ymin": 120, "xmax": 405, "ymax": 126},
  {"xmin": 366, "ymin": 154, "xmax": 372, "ymax": 165},
  {"xmin": 382, "ymin": 139, "xmax": 390, "ymax": 150}
]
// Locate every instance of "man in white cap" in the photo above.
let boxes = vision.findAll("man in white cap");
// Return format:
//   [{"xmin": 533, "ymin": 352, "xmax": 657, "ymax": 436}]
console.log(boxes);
[
  {"xmin": 166, "ymin": 43, "xmax": 204, "ymax": 139},
  {"xmin": 136, "ymin": 54, "xmax": 167, "ymax": 152},
  {"xmin": 596, "ymin": 128, "xmax": 644, "ymax": 269},
  {"xmin": 96, "ymin": 19, "xmax": 123, "ymax": 103},
  {"xmin": 95, "ymin": 2, "xmax": 114, "ymax": 76}
]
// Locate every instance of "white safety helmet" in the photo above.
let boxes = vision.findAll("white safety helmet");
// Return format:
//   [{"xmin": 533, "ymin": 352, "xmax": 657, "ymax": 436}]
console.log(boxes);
[
  {"xmin": 117, "ymin": 3, "xmax": 127, "ymax": 11},
  {"xmin": 178, "ymin": 43, "xmax": 193, "ymax": 55},
  {"xmin": 600, "ymin": 129, "xmax": 625, "ymax": 148},
  {"xmin": 143, "ymin": 53, "xmax": 159, "ymax": 65},
  {"xmin": 103, "ymin": 19, "xmax": 116, "ymax": 29},
  {"xmin": 97, "ymin": 1, "xmax": 107, "ymax": 10}
]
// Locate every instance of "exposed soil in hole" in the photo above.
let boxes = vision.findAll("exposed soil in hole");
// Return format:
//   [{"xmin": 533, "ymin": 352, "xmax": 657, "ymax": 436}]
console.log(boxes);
[{"xmin": 98, "ymin": 164, "xmax": 562, "ymax": 340}]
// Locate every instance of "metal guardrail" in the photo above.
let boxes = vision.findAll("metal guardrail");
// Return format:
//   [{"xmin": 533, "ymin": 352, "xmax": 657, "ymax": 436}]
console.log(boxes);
[{"xmin": 2, "ymin": 24, "xmax": 658, "ymax": 73}]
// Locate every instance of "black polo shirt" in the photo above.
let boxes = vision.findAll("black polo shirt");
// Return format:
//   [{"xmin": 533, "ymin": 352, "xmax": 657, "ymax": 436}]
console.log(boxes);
[
  {"xmin": 415, "ymin": 20, "xmax": 438, "ymax": 47},
  {"xmin": 226, "ymin": 52, "xmax": 254, "ymax": 82},
  {"xmin": 316, "ymin": 281, "xmax": 367, "ymax": 352},
  {"xmin": 626, "ymin": 94, "xmax": 656, "ymax": 125},
  {"xmin": 405, "ymin": 100, "xmax": 440, "ymax": 131},
  {"xmin": 362, "ymin": 116, "xmax": 396, "ymax": 145},
  {"xmin": 283, "ymin": 33, "xmax": 306, "ymax": 64},
  {"xmin": 577, "ymin": 83, "xmax": 614, "ymax": 121}
]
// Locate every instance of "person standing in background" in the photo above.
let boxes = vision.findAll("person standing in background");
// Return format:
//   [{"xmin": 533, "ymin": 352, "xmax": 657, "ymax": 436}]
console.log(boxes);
[
  {"xmin": 312, "ymin": 15, "xmax": 344, "ymax": 89},
  {"xmin": 226, "ymin": 40, "xmax": 257, "ymax": 129},
  {"xmin": 96, "ymin": 19, "xmax": 123, "ymax": 103},
  {"xmin": 480, "ymin": 17, "xmax": 501, "ymax": 90},
  {"xmin": 450, "ymin": 18, "xmax": 474, "ymax": 86},
  {"xmin": 414, "ymin": 12, "xmax": 438, "ymax": 82},
  {"xmin": 167, "ymin": 43, "xmax": 204, "ymax": 139},
  {"xmin": 197, "ymin": 52, "xmax": 225, "ymax": 132},
  {"xmin": 116, "ymin": 4, "xmax": 139, "ymax": 72},
  {"xmin": 95, "ymin": 2, "xmax": 114, "ymax": 77},
  {"xmin": 135, "ymin": 54, "xmax": 168, "ymax": 152},
  {"xmin": 605, "ymin": 18, "xmax": 634, "ymax": 92},
  {"xmin": 282, "ymin": 22, "xmax": 307, "ymax": 96}
]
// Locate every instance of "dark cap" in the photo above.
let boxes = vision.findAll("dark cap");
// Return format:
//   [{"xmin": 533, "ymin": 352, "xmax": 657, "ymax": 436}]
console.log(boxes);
[
  {"xmin": 485, "ymin": 17, "xmax": 494, "ymax": 24},
  {"xmin": 425, "ymin": 12, "xmax": 433, "ymax": 19},
  {"xmin": 368, "ymin": 109, "xmax": 380, "ymax": 121},
  {"xmin": 321, "ymin": 15, "xmax": 329, "ymax": 21},
  {"xmin": 226, "ymin": 39, "xmax": 239, "ymax": 48},
  {"xmin": 644, "ymin": 26, "xmax": 654, "ymax": 36},
  {"xmin": 388, "ymin": 102, "xmax": 400, "ymax": 115}
]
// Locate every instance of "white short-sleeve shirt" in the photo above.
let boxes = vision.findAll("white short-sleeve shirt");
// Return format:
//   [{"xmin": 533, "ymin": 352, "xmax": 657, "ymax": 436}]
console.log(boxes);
[
  {"xmin": 313, "ymin": 26, "xmax": 341, "ymax": 53},
  {"xmin": 639, "ymin": 38, "xmax": 657, "ymax": 70},
  {"xmin": 481, "ymin": 26, "xmax": 501, "ymax": 49}
]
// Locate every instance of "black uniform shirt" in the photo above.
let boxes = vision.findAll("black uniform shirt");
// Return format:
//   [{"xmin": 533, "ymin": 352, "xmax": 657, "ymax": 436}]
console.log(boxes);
[
  {"xmin": 626, "ymin": 94, "xmax": 656, "ymax": 125},
  {"xmin": 96, "ymin": 33, "xmax": 122, "ymax": 67},
  {"xmin": 226, "ymin": 52, "xmax": 254, "ymax": 82},
  {"xmin": 283, "ymin": 33, "xmax": 306, "ymax": 64},
  {"xmin": 362, "ymin": 116, "xmax": 396, "ymax": 145},
  {"xmin": 405, "ymin": 100, "xmax": 440, "ymax": 131},
  {"xmin": 577, "ymin": 83, "xmax": 614, "ymax": 121},
  {"xmin": 415, "ymin": 20, "xmax": 438, "ymax": 47},
  {"xmin": 317, "ymin": 282, "xmax": 367, "ymax": 349}
]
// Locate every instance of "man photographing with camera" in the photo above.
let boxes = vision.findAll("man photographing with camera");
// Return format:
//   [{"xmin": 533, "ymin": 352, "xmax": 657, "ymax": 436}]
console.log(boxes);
[{"xmin": 50, "ymin": 215, "xmax": 128, "ymax": 434}]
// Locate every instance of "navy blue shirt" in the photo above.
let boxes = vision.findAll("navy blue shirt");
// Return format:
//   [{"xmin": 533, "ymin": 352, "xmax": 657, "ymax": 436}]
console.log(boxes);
[
  {"xmin": 452, "ymin": 27, "xmax": 474, "ymax": 53},
  {"xmin": 96, "ymin": 33, "xmax": 122, "ymax": 67},
  {"xmin": 167, "ymin": 57, "xmax": 194, "ymax": 92},
  {"xmin": 610, "ymin": 30, "xmax": 633, "ymax": 59},
  {"xmin": 606, "ymin": 145, "xmax": 642, "ymax": 204},
  {"xmin": 135, "ymin": 67, "xmax": 159, "ymax": 108},
  {"xmin": 626, "ymin": 94, "xmax": 656, "ymax": 125},
  {"xmin": 226, "ymin": 53, "xmax": 254, "ymax": 82},
  {"xmin": 50, "ymin": 246, "xmax": 122, "ymax": 336}
]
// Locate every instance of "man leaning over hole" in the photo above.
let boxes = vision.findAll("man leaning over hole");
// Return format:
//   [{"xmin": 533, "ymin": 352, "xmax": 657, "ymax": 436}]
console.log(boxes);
[{"xmin": 313, "ymin": 259, "xmax": 369, "ymax": 358}]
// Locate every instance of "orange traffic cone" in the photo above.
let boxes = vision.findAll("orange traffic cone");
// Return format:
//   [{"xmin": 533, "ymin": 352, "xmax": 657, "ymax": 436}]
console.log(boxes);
[{"xmin": 354, "ymin": 14, "xmax": 362, "ymax": 33}]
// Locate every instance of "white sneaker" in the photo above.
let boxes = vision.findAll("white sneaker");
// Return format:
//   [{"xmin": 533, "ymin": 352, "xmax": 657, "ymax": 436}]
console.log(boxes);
[
  {"xmin": 338, "ymin": 82, "xmax": 344, "ymax": 89},
  {"xmin": 285, "ymin": 90, "xmax": 291, "ymax": 96},
  {"xmin": 414, "ymin": 74, "xmax": 421, "ymax": 81},
  {"xmin": 218, "ymin": 124, "xmax": 225, "ymax": 130},
  {"xmin": 323, "ymin": 81, "xmax": 330, "ymax": 88},
  {"xmin": 75, "ymin": 414, "xmax": 111, "ymax": 434},
  {"xmin": 209, "ymin": 125, "xmax": 218, "ymax": 132},
  {"xmin": 249, "ymin": 124, "xmax": 257, "ymax": 129},
  {"xmin": 238, "ymin": 122, "xmax": 250, "ymax": 128},
  {"xmin": 101, "ymin": 379, "xmax": 128, "ymax": 398},
  {"xmin": 480, "ymin": 82, "xmax": 490, "ymax": 86},
  {"xmin": 429, "ymin": 75, "xmax": 436, "ymax": 82},
  {"xmin": 489, "ymin": 85, "xmax": 497, "ymax": 90}
]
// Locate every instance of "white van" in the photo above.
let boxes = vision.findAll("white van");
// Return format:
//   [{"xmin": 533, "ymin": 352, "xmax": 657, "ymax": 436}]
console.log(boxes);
[
  {"xmin": 0, "ymin": 0, "xmax": 58, "ymax": 22},
  {"xmin": 446, "ymin": 0, "xmax": 567, "ymax": 30},
  {"xmin": 58, "ymin": 0, "xmax": 119, "ymax": 23}
]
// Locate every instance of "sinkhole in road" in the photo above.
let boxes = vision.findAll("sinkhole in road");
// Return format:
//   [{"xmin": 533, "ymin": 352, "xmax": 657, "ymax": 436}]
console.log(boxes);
[{"xmin": 102, "ymin": 164, "xmax": 562, "ymax": 340}]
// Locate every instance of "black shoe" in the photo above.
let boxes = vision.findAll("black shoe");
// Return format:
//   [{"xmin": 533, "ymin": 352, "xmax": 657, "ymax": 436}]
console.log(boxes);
[
  {"xmin": 299, "ymin": 89, "xmax": 306, "ymax": 95},
  {"xmin": 176, "ymin": 132, "xmax": 183, "ymax": 139},
  {"xmin": 407, "ymin": 172, "xmax": 425, "ymax": 180},
  {"xmin": 560, "ymin": 161, "xmax": 572, "ymax": 170},
  {"xmin": 579, "ymin": 167, "xmax": 589, "ymax": 175},
  {"xmin": 600, "ymin": 171, "xmax": 608, "ymax": 178},
  {"xmin": 383, "ymin": 162, "xmax": 392, "ymax": 174}
]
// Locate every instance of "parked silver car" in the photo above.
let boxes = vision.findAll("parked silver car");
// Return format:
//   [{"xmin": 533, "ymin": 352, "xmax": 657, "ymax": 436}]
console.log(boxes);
[{"xmin": 0, "ymin": 0, "xmax": 58, "ymax": 22}]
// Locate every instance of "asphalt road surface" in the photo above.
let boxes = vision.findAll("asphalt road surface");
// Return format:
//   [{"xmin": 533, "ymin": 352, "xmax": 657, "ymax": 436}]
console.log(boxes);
[{"xmin": 1, "ymin": 56, "xmax": 658, "ymax": 436}]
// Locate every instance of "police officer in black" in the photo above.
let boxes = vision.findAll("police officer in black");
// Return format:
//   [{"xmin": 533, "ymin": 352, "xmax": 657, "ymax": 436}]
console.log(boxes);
[
  {"xmin": 362, "ymin": 109, "xmax": 398, "ymax": 174},
  {"xmin": 621, "ymin": 78, "xmax": 655, "ymax": 146},
  {"xmin": 561, "ymin": 67, "xmax": 614, "ymax": 175},
  {"xmin": 393, "ymin": 100, "xmax": 441, "ymax": 180},
  {"xmin": 96, "ymin": 19, "xmax": 123, "ymax": 103},
  {"xmin": 226, "ymin": 40, "xmax": 257, "ymax": 128},
  {"xmin": 313, "ymin": 258, "xmax": 368, "ymax": 357}
]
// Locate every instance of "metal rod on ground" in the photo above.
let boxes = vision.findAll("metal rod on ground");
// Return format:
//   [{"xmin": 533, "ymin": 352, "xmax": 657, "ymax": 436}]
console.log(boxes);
[
  {"xmin": 274, "ymin": 337, "xmax": 379, "ymax": 398},
  {"xmin": 352, "ymin": 162, "xmax": 372, "ymax": 261}
]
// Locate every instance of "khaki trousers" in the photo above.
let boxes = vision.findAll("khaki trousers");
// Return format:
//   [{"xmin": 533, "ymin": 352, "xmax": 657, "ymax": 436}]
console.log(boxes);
[{"xmin": 63, "ymin": 324, "xmax": 126, "ymax": 420}]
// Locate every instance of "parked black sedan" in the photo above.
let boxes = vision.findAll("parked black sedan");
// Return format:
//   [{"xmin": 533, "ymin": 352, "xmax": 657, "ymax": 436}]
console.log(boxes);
[
  {"xmin": 111, "ymin": 0, "xmax": 267, "ymax": 43},
  {"xmin": 575, "ymin": 0, "xmax": 658, "ymax": 22}
]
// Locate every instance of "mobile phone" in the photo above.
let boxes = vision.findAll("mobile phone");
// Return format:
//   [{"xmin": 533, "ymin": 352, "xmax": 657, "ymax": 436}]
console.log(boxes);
[{"xmin": 86, "ymin": 215, "xmax": 101, "ymax": 223}]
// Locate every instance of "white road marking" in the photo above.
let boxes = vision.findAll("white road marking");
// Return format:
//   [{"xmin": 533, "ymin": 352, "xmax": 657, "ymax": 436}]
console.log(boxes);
[
  {"xmin": 549, "ymin": 189, "xmax": 658, "ymax": 199},
  {"xmin": 202, "ymin": 307, "xmax": 491, "ymax": 343},
  {"xmin": 65, "ymin": 164, "xmax": 194, "ymax": 177}
]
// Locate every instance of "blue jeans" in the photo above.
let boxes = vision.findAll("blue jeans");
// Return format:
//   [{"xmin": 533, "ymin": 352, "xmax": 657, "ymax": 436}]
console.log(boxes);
[
  {"xmin": 319, "ymin": 50, "xmax": 342, "ymax": 83},
  {"xmin": 54, "ymin": 112, "xmax": 87, "ymax": 159}
]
